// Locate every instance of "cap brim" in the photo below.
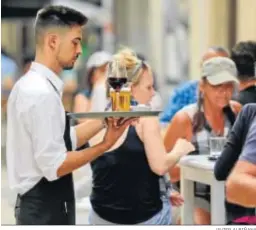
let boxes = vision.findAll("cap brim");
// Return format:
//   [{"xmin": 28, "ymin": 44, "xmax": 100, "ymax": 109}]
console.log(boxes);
[
  {"xmin": 86, "ymin": 54, "xmax": 112, "ymax": 69},
  {"xmin": 206, "ymin": 71, "xmax": 239, "ymax": 86}
]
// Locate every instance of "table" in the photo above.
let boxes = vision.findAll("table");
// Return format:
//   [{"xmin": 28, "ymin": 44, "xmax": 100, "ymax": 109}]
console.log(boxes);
[{"xmin": 179, "ymin": 155, "xmax": 226, "ymax": 225}]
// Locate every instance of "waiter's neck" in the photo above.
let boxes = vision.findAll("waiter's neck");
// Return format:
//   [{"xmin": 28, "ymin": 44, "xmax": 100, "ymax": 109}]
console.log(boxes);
[{"xmin": 35, "ymin": 51, "xmax": 62, "ymax": 76}]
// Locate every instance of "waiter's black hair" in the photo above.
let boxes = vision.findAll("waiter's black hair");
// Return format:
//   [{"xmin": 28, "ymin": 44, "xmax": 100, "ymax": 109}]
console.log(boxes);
[
  {"xmin": 231, "ymin": 41, "xmax": 256, "ymax": 80},
  {"xmin": 34, "ymin": 5, "xmax": 88, "ymax": 45}
]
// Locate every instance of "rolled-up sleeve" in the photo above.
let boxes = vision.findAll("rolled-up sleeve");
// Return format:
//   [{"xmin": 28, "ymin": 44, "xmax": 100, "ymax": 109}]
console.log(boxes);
[
  {"xmin": 239, "ymin": 117, "xmax": 256, "ymax": 165},
  {"xmin": 27, "ymin": 93, "xmax": 67, "ymax": 181}
]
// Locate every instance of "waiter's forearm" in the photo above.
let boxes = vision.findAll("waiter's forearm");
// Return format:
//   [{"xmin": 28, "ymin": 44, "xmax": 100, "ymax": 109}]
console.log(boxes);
[
  {"xmin": 74, "ymin": 119, "xmax": 104, "ymax": 148},
  {"xmin": 57, "ymin": 141, "xmax": 109, "ymax": 177}
]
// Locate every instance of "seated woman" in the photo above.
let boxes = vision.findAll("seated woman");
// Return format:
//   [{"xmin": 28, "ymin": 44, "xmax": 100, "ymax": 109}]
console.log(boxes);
[
  {"xmin": 73, "ymin": 51, "xmax": 112, "ymax": 122},
  {"xmin": 214, "ymin": 103, "xmax": 256, "ymax": 224},
  {"xmin": 164, "ymin": 57, "xmax": 242, "ymax": 224},
  {"xmin": 88, "ymin": 48, "xmax": 195, "ymax": 225}
]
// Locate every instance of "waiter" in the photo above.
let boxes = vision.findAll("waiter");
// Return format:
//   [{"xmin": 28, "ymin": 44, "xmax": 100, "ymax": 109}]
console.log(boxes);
[{"xmin": 6, "ymin": 5, "xmax": 134, "ymax": 225}]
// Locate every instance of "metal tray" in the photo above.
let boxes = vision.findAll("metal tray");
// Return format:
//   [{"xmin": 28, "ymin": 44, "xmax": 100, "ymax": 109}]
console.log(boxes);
[{"xmin": 67, "ymin": 111, "xmax": 161, "ymax": 119}]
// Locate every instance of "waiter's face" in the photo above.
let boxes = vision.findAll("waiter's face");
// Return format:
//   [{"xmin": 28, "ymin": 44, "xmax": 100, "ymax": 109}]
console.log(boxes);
[{"xmin": 54, "ymin": 25, "xmax": 83, "ymax": 70}]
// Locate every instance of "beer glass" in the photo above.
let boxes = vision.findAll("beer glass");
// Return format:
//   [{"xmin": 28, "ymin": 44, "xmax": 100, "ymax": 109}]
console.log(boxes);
[
  {"xmin": 110, "ymin": 87, "xmax": 131, "ymax": 112},
  {"xmin": 107, "ymin": 60, "xmax": 128, "ymax": 111}
]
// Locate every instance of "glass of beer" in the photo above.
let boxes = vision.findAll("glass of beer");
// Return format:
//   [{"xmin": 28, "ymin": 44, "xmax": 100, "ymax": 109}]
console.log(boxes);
[
  {"xmin": 107, "ymin": 60, "xmax": 127, "ymax": 111},
  {"xmin": 110, "ymin": 87, "xmax": 131, "ymax": 112}
]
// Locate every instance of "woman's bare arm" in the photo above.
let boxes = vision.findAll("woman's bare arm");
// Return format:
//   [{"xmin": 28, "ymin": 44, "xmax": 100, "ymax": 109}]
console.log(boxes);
[
  {"xmin": 141, "ymin": 117, "xmax": 194, "ymax": 176},
  {"xmin": 163, "ymin": 111, "xmax": 192, "ymax": 182},
  {"xmin": 73, "ymin": 93, "xmax": 91, "ymax": 124}
]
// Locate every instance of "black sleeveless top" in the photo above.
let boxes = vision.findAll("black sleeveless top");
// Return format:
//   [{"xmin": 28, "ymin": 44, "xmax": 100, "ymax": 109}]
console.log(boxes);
[{"xmin": 90, "ymin": 126, "xmax": 162, "ymax": 224}]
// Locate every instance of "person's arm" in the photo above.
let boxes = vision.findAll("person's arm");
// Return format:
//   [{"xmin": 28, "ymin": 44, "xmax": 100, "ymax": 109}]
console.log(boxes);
[
  {"xmin": 226, "ymin": 161, "xmax": 256, "ymax": 207},
  {"xmin": 226, "ymin": 118, "xmax": 256, "ymax": 207},
  {"xmin": 214, "ymin": 107, "xmax": 246, "ymax": 180},
  {"xmin": 2, "ymin": 59, "xmax": 18, "ymax": 91},
  {"xmin": 63, "ymin": 80, "xmax": 78, "ymax": 94},
  {"xmin": 73, "ymin": 119, "xmax": 105, "ymax": 149},
  {"xmin": 141, "ymin": 117, "xmax": 195, "ymax": 176},
  {"xmin": 57, "ymin": 118, "xmax": 134, "ymax": 177},
  {"xmin": 73, "ymin": 93, "xmax": 91, "ymax": 124},
  {"xmin": 214, "ymin": 104, "xmax": 254, "ymax": 180},
  {"xmin": 163, "ymin": 111, "xmax": 192, "ymax": 182},
  {"xmin": 62, "ymin": 70, "xmax": 78, "ymax": 94},
  {"xmin": 27, "ymin": 93, "xmax": 135, "ymax": 180},
  {"xmin": 72, "ymin": 89, "xmax": 110, "ymax": 148},
  {"xmin": 2, "ymin": 77, "xmax": 15, "ymax": 91}
]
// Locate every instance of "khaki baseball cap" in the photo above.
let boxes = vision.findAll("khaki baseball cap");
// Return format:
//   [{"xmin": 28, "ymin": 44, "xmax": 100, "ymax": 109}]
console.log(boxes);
[{"xmin": 201, "ymin": 57, "xmax": 238, "ymax": 85}]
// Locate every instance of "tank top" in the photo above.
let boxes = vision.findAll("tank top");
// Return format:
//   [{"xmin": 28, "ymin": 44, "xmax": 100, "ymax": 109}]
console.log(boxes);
[
  {"xmin": 180, "ymin": 103, "xmax": 234, "ymax": 200},
  {"xmin": 90, "ymin": 126, "xmax": 162, "ymax": 224}
]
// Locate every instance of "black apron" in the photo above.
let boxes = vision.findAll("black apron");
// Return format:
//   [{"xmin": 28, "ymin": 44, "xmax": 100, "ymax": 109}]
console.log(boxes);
[{"xmin": 15, "ymin": 80, "xmax": 75, "ymax": 225}]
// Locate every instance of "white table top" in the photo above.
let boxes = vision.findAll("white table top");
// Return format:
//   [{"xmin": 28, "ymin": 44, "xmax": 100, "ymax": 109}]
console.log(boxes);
[{"xmin": 179, "ymin": 155, "xmax": 215, "ymax": 171}]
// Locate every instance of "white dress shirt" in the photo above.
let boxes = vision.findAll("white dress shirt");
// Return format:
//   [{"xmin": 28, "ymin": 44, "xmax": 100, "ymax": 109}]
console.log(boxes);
[{"xmin": 6, "ymin": 62, "xmax": 77, "ymax": 195}]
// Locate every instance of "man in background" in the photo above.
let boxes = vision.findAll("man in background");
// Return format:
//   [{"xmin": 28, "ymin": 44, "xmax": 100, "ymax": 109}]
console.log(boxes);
[
  {"xmin": 160, "ymin": 46, "xmax": 229, "ymax": 124},
  {"xmin": 231, "ymin": 41, "xmax": 256, "ymax": 105}
]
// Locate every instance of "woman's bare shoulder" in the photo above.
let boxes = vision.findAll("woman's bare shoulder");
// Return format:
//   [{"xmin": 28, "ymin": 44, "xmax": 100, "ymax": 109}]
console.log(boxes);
[{"xmin": 171, "ymin": 110, "xmax": 192, "ymax": 126}]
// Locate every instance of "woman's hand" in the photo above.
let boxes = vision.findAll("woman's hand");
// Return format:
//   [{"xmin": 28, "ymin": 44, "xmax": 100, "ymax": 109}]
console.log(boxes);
[
  {"xmin": 170, "ymin": 190, "xmax": 184, "ymax": 207},
  {"xmin": 172, "ymin": 138, "xmax": 195, "ymax": 157}
]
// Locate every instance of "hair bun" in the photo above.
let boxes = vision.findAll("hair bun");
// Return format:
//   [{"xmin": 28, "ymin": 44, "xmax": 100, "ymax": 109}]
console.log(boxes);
[{"xmin": 113, "ymin": 48, "xmax": 138, "ymax": 71}]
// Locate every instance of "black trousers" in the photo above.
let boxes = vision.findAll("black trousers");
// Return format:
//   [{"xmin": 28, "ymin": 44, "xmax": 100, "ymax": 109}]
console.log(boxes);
[{"xmin": 15, "ymin": 195, "xmax": 75, "ymax": 225}]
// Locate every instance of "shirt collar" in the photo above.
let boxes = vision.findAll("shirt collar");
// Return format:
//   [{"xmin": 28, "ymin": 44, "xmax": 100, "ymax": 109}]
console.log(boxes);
[{"xmin": 30, "ymin": 62, "xmax": 64, "ymax": 95}]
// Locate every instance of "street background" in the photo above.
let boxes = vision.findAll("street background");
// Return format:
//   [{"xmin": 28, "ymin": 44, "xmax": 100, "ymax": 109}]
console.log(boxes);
[{"xmin": 2, "ymin": 0, "xmax": 256, "ymax": 225}]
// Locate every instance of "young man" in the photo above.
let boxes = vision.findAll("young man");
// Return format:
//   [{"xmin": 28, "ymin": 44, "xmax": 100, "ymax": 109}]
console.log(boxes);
[
  {"xmin": 226, "ymin": 112, "xmax": 256, "ymax": 208},
  {"xmin": 6, "ymin": 5, "xmax": 134, "ymax": 225},
  {"xmin": 214, "ymin": 104, "xmax": 256, "ymax": 223}
]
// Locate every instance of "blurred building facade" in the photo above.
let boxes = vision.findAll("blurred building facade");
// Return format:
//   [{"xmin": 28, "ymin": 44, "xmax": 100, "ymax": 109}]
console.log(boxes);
[
  {"xmin": 113, "ymin": 0, "xmax": 256, "ymax": 103},
  {"xmin": 189, "ymin": 0, "xmax": 256, "ymax": 80},
  {"xmin": 2, "ymin": 0, "xmax": 256, "ymax": 103}
]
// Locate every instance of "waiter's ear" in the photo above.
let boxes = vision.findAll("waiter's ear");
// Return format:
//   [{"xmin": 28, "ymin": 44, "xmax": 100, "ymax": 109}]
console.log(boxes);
[{"xmin": 47, "ymin": 33, "xmax": 59, "ymax": 51}]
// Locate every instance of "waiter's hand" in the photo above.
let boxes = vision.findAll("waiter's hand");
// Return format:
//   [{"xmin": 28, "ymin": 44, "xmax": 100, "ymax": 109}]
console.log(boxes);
[{"xmin": 103, "ymin": 117, "xmax": 138, "ymax": 149}]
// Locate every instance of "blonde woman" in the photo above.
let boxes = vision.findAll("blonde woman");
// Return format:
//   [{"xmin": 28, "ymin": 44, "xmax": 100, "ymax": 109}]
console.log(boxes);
[{"xmin": 88, "ymin": 48, "xmax": 195, "ymax": 225}]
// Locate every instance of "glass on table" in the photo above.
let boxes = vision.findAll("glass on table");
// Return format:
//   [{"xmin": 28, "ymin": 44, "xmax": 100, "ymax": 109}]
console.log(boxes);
[{"xmin": 209, "ymin": 136, "xmax": 227, "ymax": 158}]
